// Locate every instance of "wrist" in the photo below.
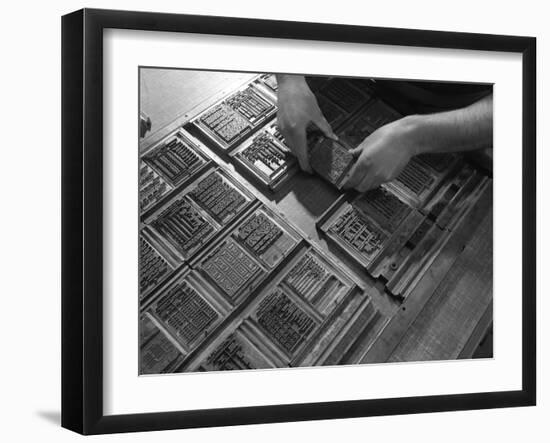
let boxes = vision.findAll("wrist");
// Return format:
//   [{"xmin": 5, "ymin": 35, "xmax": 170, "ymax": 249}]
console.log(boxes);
[
  {"xmin": 398, "ymin": 114, "xmax": 432, "ymax": 156},
  {"xmin": 276, "ymin": 74, "xmax": 307, "ymax": 88}
]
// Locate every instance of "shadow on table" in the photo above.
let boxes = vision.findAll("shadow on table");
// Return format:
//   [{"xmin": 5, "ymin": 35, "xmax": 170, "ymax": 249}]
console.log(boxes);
[
  {"xmin": 271, "ymin": 171, "xmax": 340, "ymax": 218},
  {"xmin": 36, "ymin": 410, "xmax": 61, "ymax": 426}
]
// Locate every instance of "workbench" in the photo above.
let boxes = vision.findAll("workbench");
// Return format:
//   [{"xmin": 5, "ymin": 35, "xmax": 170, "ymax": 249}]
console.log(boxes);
[{"xmin": 139, "ymin": 69, "xmax": 493, "ymax": 372}]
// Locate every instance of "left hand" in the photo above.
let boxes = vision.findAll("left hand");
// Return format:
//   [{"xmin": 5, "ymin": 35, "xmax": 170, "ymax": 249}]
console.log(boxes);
[{"xmin": 343, "ymin": 116, "xmax": 420, "ymax": 192}]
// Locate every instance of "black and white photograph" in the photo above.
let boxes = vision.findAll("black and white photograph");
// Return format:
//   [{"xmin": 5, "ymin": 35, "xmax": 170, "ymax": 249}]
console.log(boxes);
[{"xmin": 138, "ymin": 69, "xmax": 494, "ymax": 374}]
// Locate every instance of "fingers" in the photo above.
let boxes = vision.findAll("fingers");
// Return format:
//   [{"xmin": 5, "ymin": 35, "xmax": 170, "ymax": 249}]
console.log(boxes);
[
  {"xmin": 344, "ymin": 162, "xmax": 382, "ymax": 192},
  {"xmin": 313, "ymin": 114, "xmax": 338, "ymax": 141},
  {"xmin": 343, "ymin": 154, "xmax": 371, "ymax": 190},
  {"xmin": 349, "ymin": 146, "xmax": 362, "ymax": 158},
  {"xmin": 356, "ymin": 174, "xmax": 382, "ymax": 193},
  {"xmin": 284, "ymin": 127, "xmax": 312, "ymax": 173}
]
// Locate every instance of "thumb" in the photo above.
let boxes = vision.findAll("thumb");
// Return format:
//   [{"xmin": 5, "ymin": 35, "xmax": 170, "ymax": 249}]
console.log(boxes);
[
  {"xmin": 286, "ymin": 130, "xmax": 312, "ymax": 173},
  {"xmin": 349, "ymin": 146, "xmax": 362, "ymax": 157},
  {"xmin": 314, "ymin": 115, "xmax": 338, "ymax": 141}
]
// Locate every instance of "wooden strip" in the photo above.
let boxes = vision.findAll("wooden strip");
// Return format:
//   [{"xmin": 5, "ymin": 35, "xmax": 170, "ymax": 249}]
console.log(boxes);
[
  {"xmin": 341, "ymin": 312, "xmax": 389, "ymax": 364},
  {"xmin": 458, "ymin": 299, "xmax": 493, "ymax": 359},
  {"xmin": 322, "ymin": 300, "xmax": 376, "ymax": 366},
  {"xmin": 361, "ymin": 181, "xmax": 492, "ymax": 364},
  {"xmin": 388, "ymin": 207, "xmax": 492, "ymax": 361}
]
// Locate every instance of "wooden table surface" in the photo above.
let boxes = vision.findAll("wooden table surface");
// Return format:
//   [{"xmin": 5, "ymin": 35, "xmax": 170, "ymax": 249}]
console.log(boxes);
[{"xmin": 139, "ymin": 68, "xmax": 493, "ymax": 362}]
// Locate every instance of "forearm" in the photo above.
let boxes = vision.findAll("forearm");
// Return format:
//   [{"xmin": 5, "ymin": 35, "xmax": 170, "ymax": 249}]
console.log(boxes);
[
  {"xmin": 406, "ymin": 94, "xmax": 493, "ymax": 155},
  {"xmin": 276, "ymin": 74, "xmax": 306, "ymax": 88}
]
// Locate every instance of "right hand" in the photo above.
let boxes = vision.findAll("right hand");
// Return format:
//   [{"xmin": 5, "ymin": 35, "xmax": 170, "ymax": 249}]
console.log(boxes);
[{"xmin": 276, "ymin": 75, "xmax": 338, "ymax": 172}]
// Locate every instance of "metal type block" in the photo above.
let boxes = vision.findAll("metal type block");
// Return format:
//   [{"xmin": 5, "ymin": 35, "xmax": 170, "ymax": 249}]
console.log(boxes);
[
  {"xmin": 199, "ymin": 238, "xmax": 263, "ymax": 302},
  {"xmin": 151, "ymin": 279, "xmax": 220, "ymax": 350},
  {"xmin": 320, "ymin": 78, "xmax": 372, "ymax": 114},
  {"xmin": 231, "ymin": 206, "xmax": 301, "ymax": 269},
  {"xmin": 231, "ymin": 127, "xmax": 298, "ymax": 191},
  {"xmin": 143, "ymin": 130, "xmax": 209, "ymax": 186},
  {"xmin": 253, "ymin": 287, "xmax": 318, "ymax": 355},
  {"xmin": 309, "ymin": 138, "xmax": 355, "ymax": 189},
  {"xmin": 139, "ymin": 236, "xmax": 173, "ymax": 298},
  {"xmin": 139, "ymin": 162, "xmax": 172, "ymax": 213},
  {"xmin": 191, "ymin": 82, "xmax": 277, "ymax": 152},
  {"xmin": 279, "ymin": 246, "xmax": 356, "ymax": 317},
  {"xmin": 140, "ymin": 325, "xmax": 186, "ymax": 374},
  {"xmin": 201, "ymin": 329, "xmax": 277, "ymax": 371},
  {"xmin": 150, "ymin": 196, "xmax": 217, "ymax": 260},
  {"xmin": 188, "ymin": 169, "xmax": 253, "ymax": 225},
  {"xmin": 324, "ymin": 203, "xmax": 389, "ymax": 266},
  {"xmin": 353, "ymin": 187, "xmax": 412, "ymax": 234}
]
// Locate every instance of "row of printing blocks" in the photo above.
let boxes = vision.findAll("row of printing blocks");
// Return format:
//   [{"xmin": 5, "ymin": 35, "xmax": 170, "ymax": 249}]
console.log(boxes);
[
  {"xmin": 138, "ymin": 75, "xmax": 281, "ymax": 305},
  {"xmin": 139, "ymin": 165, "xmax": 257, "ymax": 302},
  {"xmin": 187, "ymin": 75, "xmax": 378, "ymax": 193},
  {"xmin": 140, "ymin": 200, "xmax": 388, "ymax": 374},
  {"xmin": 138, "ymin": 75, "xmax": 287, "ymax": 373},
  {"xmin": 139, "ymin": 128, "xmax": 220, "ymax": 301}
]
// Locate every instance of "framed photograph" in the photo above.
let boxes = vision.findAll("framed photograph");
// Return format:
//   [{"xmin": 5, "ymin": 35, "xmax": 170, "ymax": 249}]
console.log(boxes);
[{"xmin": 61, "ymin": 8, "xmax": 536, "ymax": 435}]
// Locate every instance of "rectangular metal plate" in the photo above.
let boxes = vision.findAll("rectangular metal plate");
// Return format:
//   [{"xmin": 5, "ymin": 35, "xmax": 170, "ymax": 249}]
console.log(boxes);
[
  {"xmin": 230, "ymin": 122, "xmax": 298, "ymax": 191},
  {"xmin": 139, "ymin": 162, "xmax": 173, "ymax": 214},
  {"xmin": 142, "ymin": 129, "xmax": 211, "ymax": 187},
  {"xmin": 195, "ymin": 237, "xmax": 267, "ymax": 305},
  {"xmin": 146, "ymin": 272, "xmax": 231, "ymax": 354},
  {"xmin": 139, "ymin": 235, "xmax": 174, "ymax": 300},
  {"xmin": 309, "ymin": 138, "xmax": 354, "ymax": 189},
  {"xmin": 186, "ymin": 168, "xmax": 255, "ymax": 225},
  {"xmin": 231, "ymin": 205, "xmax": 301, "ymax": 269},
  {"xmin": 191, "ymin": 83, "xmax": 276, "ymax": 152},
  {"xmin": 319, "ymin": 78, "xmax": 373, "ymax": 114},
  {"xmin": 139, "ymin": 314, "xmax": 186, "ymax": 374},
  {"xmin": 321, "ymin": 202, "xmax": 390, "ymax": 266}
]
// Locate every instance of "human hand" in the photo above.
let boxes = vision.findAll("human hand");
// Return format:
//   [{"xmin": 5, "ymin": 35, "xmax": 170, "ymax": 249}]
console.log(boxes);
[
  {"xmin": 343, "ymin": 116, "xmax": 420, "ymax": 192},
  {"xmin": 276, "ymin": 75, "xmax": 337, "ymax": 172}
]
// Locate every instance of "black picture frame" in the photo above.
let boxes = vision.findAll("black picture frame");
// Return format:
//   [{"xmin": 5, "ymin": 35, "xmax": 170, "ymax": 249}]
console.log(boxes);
[{"xmin": 61, "ymin": 8, "xmax": 536, "ymax": 435}]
